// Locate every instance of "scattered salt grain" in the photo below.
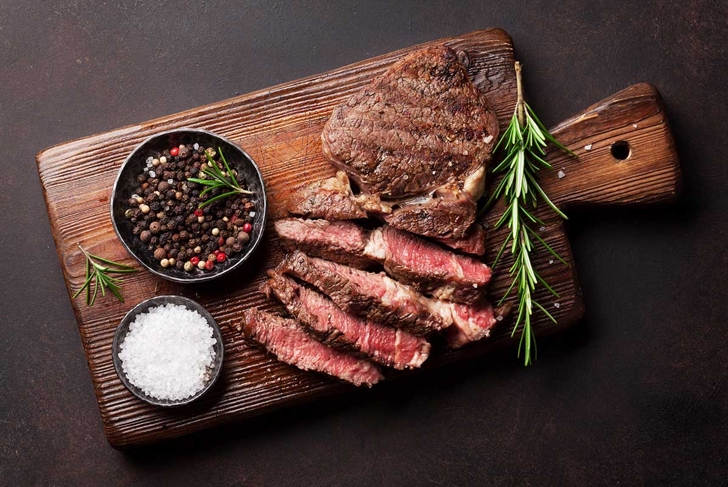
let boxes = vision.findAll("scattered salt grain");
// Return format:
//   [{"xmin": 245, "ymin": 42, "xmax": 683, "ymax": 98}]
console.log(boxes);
[
  {"xmin": 496, "ymin": 315, "xmax": 504, "ymax": 322},
  {"xmin": 472, "ymin": 283, "xmax": 478, "ymax": 289},
  {"xmin": 632, "ymin": 124, "xmax": 638, "ymax": 129},
  {"xmin": 553, "ymin": 302, "xmax": 561, "ymax": 309},
  {"xmin": 118, "ymin": 303, "xmax": 217, "ymax": 401},
  {"xmin": 193, "ymin": 143, "xmax": 200, "ymax": 150},
  {"xmin": 249, "ymin": 211, "xmax": 256, "ymax": 218},
  {"xmin": 167, "ymin": 179, "xmax": 174, "ymax": 184},
  {"xmin": 549, "ymin": 259, "xmax": 554, "ymax": 265},
  {"xmin": 484, "ymin": 135, "xmax": 493, "ymax": 143},
  {"xmin": 146, "ymin": 156, "xmax": 153, "ymax": 164},
  {"xmin": 149, "ymin": 170, "xmax": 156, "ymax": 178},
  {"xmin": 584, "ymin": 144, "xmax": 593, "ymax": 151},
  {"xmin": 557, "ymin": 170, "xmax": 566, "ymax": 179},
  {"xmin": 539, "ymin": 226, "xmax": 546, "ymax": 232}
]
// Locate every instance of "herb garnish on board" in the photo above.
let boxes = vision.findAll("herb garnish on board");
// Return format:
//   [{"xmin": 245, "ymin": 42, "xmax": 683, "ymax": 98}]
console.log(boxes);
[
  {"xmin": 73, "ymin": 245, "xmax": 137, "ymax": 306},
  {"xmin": 485, "ymin": 61, "xmax": 576, "ymax": 365}
]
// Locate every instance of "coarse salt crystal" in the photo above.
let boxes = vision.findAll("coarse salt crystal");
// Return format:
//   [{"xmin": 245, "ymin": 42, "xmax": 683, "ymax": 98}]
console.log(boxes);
[
  {"xmin": 549, "ymin": 259, "xmax": 554, "ymax": 265},
  {"xmin": 496, "ymin": 315, "xmax": 503, "ymax": 321},
  {"xmin": 539, "ymin": 226, "xmax": 546, "ymax": 232},
  {"xmin": 584, "ymin": 144, "xmax": 593, "ymax": 151},
  {"xmin": 249, "ymin": 211, "xmax": 256, "ymax": 217},
  {"xmin": 146, "ymin": 157, "xmax": 153, "ymax": 164},
  {"xmin": 167, "ymin": 179, "xmax": 174, "ymax": 184},
  {"xmin": 554, "ymin": 302, "xmax": 561, "ymax": 309},
  {"xmin": 633, "ymin": 124, "xmax": 638, "ymax": 128},
  {"xmin": 557, "ymin": 170, "xmax": 566, "ymax": 179},
  {"xmin": 193, "ymin": 143, "xmax": 200, "ymax": 150},
  {"xmin": 149, "ymin": 171, "xmax": 156, "ymax": 178},
  {"xmin": 118, "ymin": 303, "xmax": 217, "ymax": 401},
  {"xmin": 484, "ymin": 135, "xmax": 493, "ymax": 143},
  {"xmin": 472, "ymin": 283, "xmax": 478, "ymax": 289}
]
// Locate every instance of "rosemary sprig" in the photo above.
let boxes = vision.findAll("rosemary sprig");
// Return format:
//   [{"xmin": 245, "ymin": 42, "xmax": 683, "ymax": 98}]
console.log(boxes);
[
  {"xmin": 73, "ymin": 245, "xmax": 137, "ymax": 306},
  {"xmin": 486, "ymin": 62, "xmax": 576, "ymax": 366},
  {"xmin": 187, "ymin": 147, "xmax": 253, "ymax": 208}
]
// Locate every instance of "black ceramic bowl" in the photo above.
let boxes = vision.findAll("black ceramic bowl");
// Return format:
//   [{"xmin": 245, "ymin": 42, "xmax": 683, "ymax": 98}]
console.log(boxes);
[
  {"xmin": 112, "ymin": 295, "xmax": 224, "ymax": 407},
  {"xmin": 111, "ymin": 128, "xmax": 267, "ymax": 283}
]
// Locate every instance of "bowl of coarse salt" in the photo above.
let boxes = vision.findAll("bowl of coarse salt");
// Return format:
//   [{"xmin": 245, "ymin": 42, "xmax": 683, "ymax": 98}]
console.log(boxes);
[{"xmin": 112, "ymin": 295, "xmax": 224, "ymax": 407}]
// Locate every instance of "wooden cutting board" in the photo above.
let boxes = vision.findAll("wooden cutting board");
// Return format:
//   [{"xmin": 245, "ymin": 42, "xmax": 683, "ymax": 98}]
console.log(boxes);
[{"xmin": 36, "ymin": 28, "xmax": 680, "ymax": 448}]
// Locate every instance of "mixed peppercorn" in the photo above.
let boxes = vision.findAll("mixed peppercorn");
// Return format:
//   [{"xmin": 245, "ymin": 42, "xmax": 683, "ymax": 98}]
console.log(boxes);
[{"xmin": 124, "ymin": 143, "xmax": 255, "ymax": 273}]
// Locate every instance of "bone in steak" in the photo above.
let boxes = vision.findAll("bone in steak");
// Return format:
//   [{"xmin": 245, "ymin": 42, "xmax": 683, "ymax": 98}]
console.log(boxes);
[
  {"xmin": 276, "ymin": 250, "xmax": 447, "ymax": 335},
  {"xmin": 241, "ymin": 308, "xmax": 383, "ymax": 387},
  {"xmin": 286, "ymin": 171, "xmax": 391, "ymax": 220},
  {"xmin": 263, "ymin": 271, "xmax": 431, "ymax": 370},
  {"xmin": 321, "ymin": 45, "xmax": 499, "ymax": 239},
  {"xmin": 274, "ymin": 218, "xmax": 492, "ymax": 304}
]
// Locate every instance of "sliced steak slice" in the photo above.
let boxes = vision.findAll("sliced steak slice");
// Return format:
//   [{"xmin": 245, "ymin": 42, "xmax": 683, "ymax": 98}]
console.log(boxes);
[
  {"xmin": 263, "ymin": 271, "xmax": 431, "ymax": 370},
  {"xmin": 274, "ymin": 218, "xmax": 373, "ymax": 269},
  {"xmin": 431, "ymin": 223, "xmax": 488, "ymax": 256},
  {"xmin": 241, "ymin": 308, "xmax": 383, "ymax": 387},
  {"xmin": 367, "ymin": 226, "xmax": 492, "ymax": 304},
  {"xmin": 277, "ymin": 251, "xmax": 447, "ymax": 335},
  {"xmin": 286, "ymin": 171, "xmax": 392, "ymax": 221},
  {"xmin": 321, "ymin": 45, "xmax": 499, "ymax": 239}
]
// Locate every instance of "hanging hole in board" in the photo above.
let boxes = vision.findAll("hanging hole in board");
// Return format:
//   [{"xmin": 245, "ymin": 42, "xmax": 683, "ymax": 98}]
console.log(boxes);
[{"xmin": 610, "ymin": 140, "xmax": 631, "ymax": 161}]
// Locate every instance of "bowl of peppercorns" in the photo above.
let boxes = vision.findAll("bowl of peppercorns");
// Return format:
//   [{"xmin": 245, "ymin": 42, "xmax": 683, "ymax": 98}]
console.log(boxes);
[{"xmin": 111, "ymin": 128, "xmax": 267, "ymax": 283}]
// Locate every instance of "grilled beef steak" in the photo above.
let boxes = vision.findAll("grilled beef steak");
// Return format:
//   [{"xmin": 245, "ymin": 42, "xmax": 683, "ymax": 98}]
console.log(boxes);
[
  {"xmin": 274, "ymin": 218, "xmax": 492, "ymax": 304},
  {"xmin": 277, "ymin": 251, "xmax": 447, "ymax": 335},
  {"xmin": 241, "ymin": 308, "xmax": 383, "ymax": 387},
  {"xmin": 321, "ymin": 45, "xmax": 499, "ymax": 239},
  {"xmin": 263, "ymin": 271, "xmax": 431, "ymax": 370},
  {"xmin": 286, "ymin": 171, "xmax": 391, "ymax": 220}
]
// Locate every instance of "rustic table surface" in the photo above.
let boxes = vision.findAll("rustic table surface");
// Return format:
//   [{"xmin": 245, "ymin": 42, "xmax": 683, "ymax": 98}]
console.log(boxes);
[{"xmin": 1, "ymin": 1, "xmax": 726, "ymax": 486}]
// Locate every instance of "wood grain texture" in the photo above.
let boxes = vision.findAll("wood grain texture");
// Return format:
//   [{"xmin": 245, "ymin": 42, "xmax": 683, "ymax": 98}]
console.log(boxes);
[{"xmin": 36, "ymin": 29, "xmax": 680, "ymax": 448}]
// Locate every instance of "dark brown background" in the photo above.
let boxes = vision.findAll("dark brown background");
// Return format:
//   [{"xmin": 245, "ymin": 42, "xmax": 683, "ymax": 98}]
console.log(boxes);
[{"xmin": 1, "ymin": 1, "xmax": 726, "ymax": 486}]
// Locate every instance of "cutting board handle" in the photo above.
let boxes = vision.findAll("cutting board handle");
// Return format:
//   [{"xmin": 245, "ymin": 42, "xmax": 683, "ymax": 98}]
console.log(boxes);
[{"xmin": 541, "ymin": 83, "xmax": 681, "ymax": 208}]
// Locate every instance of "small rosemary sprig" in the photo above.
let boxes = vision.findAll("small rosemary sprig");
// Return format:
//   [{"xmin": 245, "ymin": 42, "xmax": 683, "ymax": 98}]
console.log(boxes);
[
  {"xmin": 485, "ymin": 61, "xmax": 576, "ymax": 366},
  {"xmin": 73, "ymin": 245, "xmax": 137, "ymax": 306},
  {"xmin": 187, "ymin": 147, "xmax": 253, "ymax": 209}
]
